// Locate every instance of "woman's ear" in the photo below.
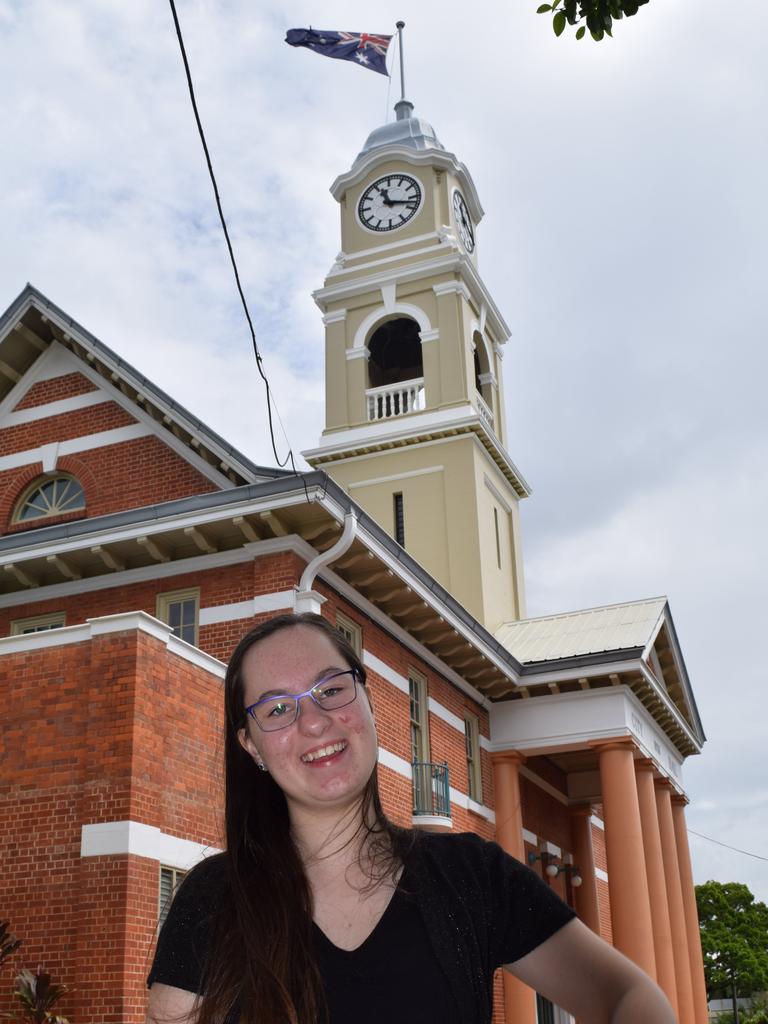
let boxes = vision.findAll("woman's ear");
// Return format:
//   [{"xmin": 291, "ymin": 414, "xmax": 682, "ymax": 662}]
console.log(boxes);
[{"xmin": 237, "ymin": 725, "xmax": 264, "ymax": 768}]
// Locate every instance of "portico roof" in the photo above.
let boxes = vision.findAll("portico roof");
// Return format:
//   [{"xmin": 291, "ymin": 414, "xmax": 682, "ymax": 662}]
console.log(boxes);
[{"xmin": 495, "ymin": 598, "xmax": 668, "ymax": 663}]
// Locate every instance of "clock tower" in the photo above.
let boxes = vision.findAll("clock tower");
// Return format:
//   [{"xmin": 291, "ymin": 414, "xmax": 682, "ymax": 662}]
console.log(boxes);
[{"xmin": 303, "ymin": 100, "xmax": 530, "ymax": 631}]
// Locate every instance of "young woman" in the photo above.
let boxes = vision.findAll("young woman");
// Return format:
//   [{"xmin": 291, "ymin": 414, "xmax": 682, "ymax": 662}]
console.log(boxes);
[{"xmin": 147, "ymin": 612, "xmax": 675, "ymax": 1024}]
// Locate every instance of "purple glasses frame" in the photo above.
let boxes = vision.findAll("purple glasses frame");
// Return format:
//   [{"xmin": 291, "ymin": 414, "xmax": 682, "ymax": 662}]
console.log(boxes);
[{"xmin": 244, "ymin": 668, "xmax": 361, "ymax": 732}]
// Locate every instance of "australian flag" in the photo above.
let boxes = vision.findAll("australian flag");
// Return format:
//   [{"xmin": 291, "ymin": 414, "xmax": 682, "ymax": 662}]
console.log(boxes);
[{"xmin": 285, "ymin": 29, "xmax": 392, "ymax": 77}]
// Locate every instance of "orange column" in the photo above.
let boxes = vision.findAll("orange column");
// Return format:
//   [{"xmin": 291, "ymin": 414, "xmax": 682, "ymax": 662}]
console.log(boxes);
[
  {"xmin": 655, "ymin": 780, "xmax": 696, "ymax": 1024},
  {"xmin": 634, "ymin": 760, "xmax": 679, "ymax": 1016},
  {"xmin": 593, "ymin": 739, "xmax": 656, "ymax": 978},
  {"xmin": 672, "ymin": 796, "xmax": 709, "ymax": 1024},
  {"xmin": 492, "ymin": 751, "xmax": 536, "ymax": 1024},
  {"xmin": 569, "ymin": 805, "xmax": 601, "ymax": 935}
]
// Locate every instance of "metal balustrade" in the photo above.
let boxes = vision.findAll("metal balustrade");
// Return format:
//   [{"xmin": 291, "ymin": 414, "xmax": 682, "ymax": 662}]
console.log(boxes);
[
  {"xmin": 366, "ymin": 378, "xmax": 425, "ymax": 421},
  {"xmin": 412, "ymin": 761, "xmax": 451, "ymax": 819}
]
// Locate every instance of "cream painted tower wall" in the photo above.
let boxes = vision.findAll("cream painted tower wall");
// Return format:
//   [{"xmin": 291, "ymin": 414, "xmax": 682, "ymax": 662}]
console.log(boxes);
[{"xmin": 304, "ymin": 105, "xmax": 530, "ymax": 631}]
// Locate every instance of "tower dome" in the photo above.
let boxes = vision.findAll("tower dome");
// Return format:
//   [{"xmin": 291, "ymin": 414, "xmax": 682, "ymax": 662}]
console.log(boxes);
[{"xmin": 355, "ymin": 100, "xmax": 445, "ymax": 164}]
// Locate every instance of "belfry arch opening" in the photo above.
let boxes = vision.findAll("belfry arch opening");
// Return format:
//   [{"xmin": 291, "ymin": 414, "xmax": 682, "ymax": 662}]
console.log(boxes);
[
  {"xmin": 473, "ymin": 331, "xmax": 492, "ymax": 405},
  {"xmin": 367, "ymin": 317, "xmax": 423, "ymax": 390}
]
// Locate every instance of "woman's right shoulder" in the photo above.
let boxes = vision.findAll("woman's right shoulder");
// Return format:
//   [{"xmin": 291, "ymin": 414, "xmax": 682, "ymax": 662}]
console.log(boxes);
[{"xmin": 174, "ymin": 851, "xmax": 230, "ymax": 909}]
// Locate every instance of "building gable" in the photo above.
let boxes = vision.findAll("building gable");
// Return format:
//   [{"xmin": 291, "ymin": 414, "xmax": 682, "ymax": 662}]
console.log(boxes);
[
  {"xmin": 0, "ymin": 340, "xmax": 221, "ymax": 534},
  {"xmin": 0, "ymin": 284, "xmax": 293, "ymax": 539}
]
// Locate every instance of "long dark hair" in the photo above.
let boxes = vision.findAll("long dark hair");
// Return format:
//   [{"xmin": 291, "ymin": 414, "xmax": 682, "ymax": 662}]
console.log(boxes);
[{"xmin": 194, "ymin": 612, "xmax": 411, "ymax": 1024}]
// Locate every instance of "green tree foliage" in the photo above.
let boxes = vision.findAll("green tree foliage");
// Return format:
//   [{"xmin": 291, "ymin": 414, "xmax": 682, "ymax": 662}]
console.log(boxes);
[
  {"xmin": 696, "ymin": 881, "xmax": 768, "ymax": 1012},
  {"xmin": 536, "ymin": 0, "xmax": 651, "ymax": 41}
]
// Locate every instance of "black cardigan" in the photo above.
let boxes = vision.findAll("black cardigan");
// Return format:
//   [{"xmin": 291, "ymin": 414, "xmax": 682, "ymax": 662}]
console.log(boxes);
[{"xmin": 148, "ymin": 831, "xmax": 575, "ymax": 1023}]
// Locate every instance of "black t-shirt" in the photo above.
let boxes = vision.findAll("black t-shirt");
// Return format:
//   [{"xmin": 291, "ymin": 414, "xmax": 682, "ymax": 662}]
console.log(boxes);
[{"xmin": 148, "ymin": 833, "xmax": 576, "ymax": 1023}]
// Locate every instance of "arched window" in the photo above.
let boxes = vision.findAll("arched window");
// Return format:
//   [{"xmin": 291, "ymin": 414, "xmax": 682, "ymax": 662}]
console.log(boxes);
[
  {"xmin": 13, "ymin": 475, "xmax": 86, "ymax": 524},
  {"xmin": 368, "ymin": 317, "xmax": 423, "ymax": 389}
]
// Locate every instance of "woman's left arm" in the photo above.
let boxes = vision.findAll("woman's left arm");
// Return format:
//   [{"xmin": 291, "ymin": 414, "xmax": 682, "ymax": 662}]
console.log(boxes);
[{"xmin": 504, "ymin": 917, "xmax": 676, "ymax": 1023}]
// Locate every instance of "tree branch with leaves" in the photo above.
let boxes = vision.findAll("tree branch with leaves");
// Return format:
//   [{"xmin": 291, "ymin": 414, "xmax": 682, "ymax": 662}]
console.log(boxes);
[
  {"xmin": 536, "ymin": 0, "xmax": 651, "ymax": 40},
  {"xmin": 696, "ymin": 881, "xmax": 768, "ymax": 1024}
]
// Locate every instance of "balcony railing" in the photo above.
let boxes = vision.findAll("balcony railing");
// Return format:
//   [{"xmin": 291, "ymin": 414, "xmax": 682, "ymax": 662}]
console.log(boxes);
[
  {"xmin": 366, "ymin": 378, "xmax": 425, "ymax": 422},
  {"xmin": 475, "ymin": 391, "xmax": 494, "ymax": 431},
  {"xmin": 412, "ymin": 761, "xmax": 451, "ymax": 819}
]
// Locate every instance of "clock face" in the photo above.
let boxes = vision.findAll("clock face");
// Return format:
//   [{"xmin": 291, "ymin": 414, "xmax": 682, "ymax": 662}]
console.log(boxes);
[
  {"xmin": 452, "ymin": 190, "xmax": 475, "ymax": 253},
  {"xmin": 357, "ymin": 174, "xmax": 423, "ymax": 232}
]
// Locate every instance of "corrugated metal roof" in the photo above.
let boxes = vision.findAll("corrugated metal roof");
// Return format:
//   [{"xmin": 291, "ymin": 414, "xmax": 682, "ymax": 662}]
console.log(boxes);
[{"xmin": 495, "ymin": 597, "xmax": 667, "ymax": 664}]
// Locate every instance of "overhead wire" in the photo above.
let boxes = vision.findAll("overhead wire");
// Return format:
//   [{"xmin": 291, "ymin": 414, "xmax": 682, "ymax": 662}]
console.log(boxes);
[
  {"xmin": 167, "ymin": 0, "xmax": 301, "ymax": 480},
  {"xmin": 688, "ymin": 828, "xmax": 768, "ymax": 864}
]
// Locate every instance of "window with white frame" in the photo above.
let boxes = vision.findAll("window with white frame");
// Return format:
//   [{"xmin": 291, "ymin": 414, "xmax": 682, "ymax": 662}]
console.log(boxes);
[
  {"xmin": 336, "ymin": 612, "xmax": 362, "ymax": 656},
  {"xmin": 158, "ymin": 865, "xmax": 187, "ymax": 928},
  {"xmin": 12, "ymin": 475, "xmax": 85, "ymax": 524},
  {"xmin": 10, "ymin": 613, "xmax": 66, "ymax": 636},
  {"xmin": 464, "ymin": 714, "xmax": 483, "ymax": 804},
  {"xmin": 157, "ymin": 588, "xmax": 200, "ymax": 646}
]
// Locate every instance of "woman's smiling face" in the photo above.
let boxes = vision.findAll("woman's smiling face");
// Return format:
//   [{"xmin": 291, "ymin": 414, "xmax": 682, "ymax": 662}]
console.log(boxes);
[{"xmin": 237, "ymin": 625, "xmax": 378, "ymax": 818}]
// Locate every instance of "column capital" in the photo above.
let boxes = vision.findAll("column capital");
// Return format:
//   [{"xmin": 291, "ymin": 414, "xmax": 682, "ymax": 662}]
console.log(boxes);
[
  {"xmin": 634, "ymin": 757, "xmax": 657, "ymax": 773},
  {"xmin": 671, "ymin": 793, "xmax": 690, "ymax": 808},
  {"xmin": 589, "ymin": 737, "xmax": 637, "ymax": 755},
  {"xmin": 569, "ymin": 804, "xmax": 594, "ymax": 820},
  {"xmin": 491, "ymin": 750, "xmax": 527, "ymax": 767},
  {"xmin": 654, "ymin": 777, "xmax": 676, "ymax": 794}
]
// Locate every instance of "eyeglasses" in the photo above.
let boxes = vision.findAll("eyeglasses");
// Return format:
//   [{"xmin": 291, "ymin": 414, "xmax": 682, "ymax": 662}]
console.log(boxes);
[{"xmin": 245, "ymin": 669, "xmax": 361, "ymax": 732}]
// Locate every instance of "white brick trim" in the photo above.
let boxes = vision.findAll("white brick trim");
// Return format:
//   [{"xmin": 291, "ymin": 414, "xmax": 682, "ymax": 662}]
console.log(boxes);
[
  {"xmin": 198, "ymin": 591, "xmax": 295, "ymax": 626},
  {"xmin": 0, "ymin": 422, "xmax": 152, "ymax": 472},
  {"xmin": 377, "ymin": 745, "xmax": 412, "ymax": 778},
  {"xmin": 80, "ymin": 821, "xmax": 221, "ymax": 869},
  {"xmin": 595, "ymin": 867, "xmax": 609, "ymax": 882},
  {"xmin": 428, "ymin": 695, "xmax": 465, "ymax": 734},
  {"xmin": 364, "ymin": 651, "xmax": 409, "ymax": 695},
  {"xmin": 3, "ymin": 389, "xmax": 109, "ymax": 426}
]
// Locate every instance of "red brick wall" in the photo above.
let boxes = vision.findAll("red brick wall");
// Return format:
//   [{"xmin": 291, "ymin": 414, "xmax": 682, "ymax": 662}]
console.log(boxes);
[
  {"xmin": 0, "ymin": 629, "xmax": 225, "ymax": 1022},
  {"xmin": 0, "ymin": 400, "xmax": 136, "ymax": 457},
  {"xmin": 13, "ymin": 371, "xmax": 97, "ymax": 409}
]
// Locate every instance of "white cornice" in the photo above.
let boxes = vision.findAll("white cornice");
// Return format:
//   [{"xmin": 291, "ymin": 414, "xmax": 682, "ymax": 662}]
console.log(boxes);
[
  {"xmin": 313, "ymin": 251, "xmax": 510, "ymax": 343},
  {"xmin": 521, "ymin": 656, "xmax": 700, "ymax": 753},
  {"xmin": 489, "ymin": 683, "xmax": 694, "ymax": 781},
  {"xmin": 330, "ymin": 145, "xmax": 485, "ymax": 224},
  {"xmin": 337, "ymin": 230, "xmax": 440, "ymax": 263},
  {"xmin": 303, "ymin": 407, "xmax": 531, "ymax": 498},
  {"xmin": 307, "ymin": 404, "xmax": 476, "ymax": 452},
  {"xmin": 326, "ymin": 240, "xmax": 450, "ymax": 280}
]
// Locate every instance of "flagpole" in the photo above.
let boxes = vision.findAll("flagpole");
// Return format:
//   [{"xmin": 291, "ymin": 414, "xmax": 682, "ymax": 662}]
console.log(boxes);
[{"xmin": 396, "ymin": 21, "xmax": 406, "ymax": 102}]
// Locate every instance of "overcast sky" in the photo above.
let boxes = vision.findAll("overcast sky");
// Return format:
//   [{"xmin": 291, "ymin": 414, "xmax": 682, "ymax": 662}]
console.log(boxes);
[{"xmin": 2, "ymin": 1, "xmax": 766, "ymax": 901}]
